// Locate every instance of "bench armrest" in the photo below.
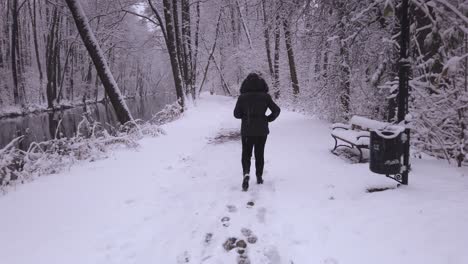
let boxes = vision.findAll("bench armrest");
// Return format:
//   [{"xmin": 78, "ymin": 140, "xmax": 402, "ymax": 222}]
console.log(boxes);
[
  {"xmin": 356, "ymin": 131, "xmax": 370, "ymax": 140},
  {"xmin": 356, "ymin": 135, "xmax": 370, "ymax": 140},
  {"xmin": 332, "ymin": 123, "xmax": 351, "ymax": 130}
]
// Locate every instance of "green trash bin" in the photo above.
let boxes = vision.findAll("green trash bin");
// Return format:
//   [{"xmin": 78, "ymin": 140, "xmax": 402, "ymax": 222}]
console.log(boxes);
[{"xmin": 369, "ymin": 126, "xmax": 405, "ymax": 175}]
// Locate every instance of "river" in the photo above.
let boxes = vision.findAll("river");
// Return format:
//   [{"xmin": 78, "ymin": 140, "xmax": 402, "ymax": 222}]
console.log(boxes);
[{"xmin": 0, "ymin": 95, "xmax": 174, "ymax": 150}]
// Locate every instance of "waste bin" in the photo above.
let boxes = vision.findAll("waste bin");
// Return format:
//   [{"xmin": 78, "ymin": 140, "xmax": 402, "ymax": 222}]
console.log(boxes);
[{"xmin": 369, "ymin": 126, "xmax": 406, "ymax": 175}]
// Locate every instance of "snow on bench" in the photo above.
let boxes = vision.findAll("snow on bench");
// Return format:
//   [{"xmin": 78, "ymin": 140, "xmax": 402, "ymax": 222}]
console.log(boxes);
[
  {"xmin": 349, "ymin": 116, "xmax": 388, "ymax": 131},
  {"xmin": 331, "ymin": 116, "xmax": 389, "ymax": 163},
  {"xmin": 331, "ymin": 129, "xmax": 370, "ymax": 146}
]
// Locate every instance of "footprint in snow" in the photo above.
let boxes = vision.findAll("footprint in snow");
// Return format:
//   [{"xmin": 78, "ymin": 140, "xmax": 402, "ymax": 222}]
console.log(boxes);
[
  {"xmin": 236, "ymin": 239, "xmax": 247, "ymax": 248},
  {"xmin": 176, "ymin": 251, "xmax": 190, "ymax": 263},
  {"xmin": 221, "ymin": 216, "xmax": 230, "ymax": 227},
  {"xmin": 241, "ymin": 228, "xmax": 258, "ymax": 244},
  {"xmin": 179, "ymin": 155, "xmax": 192, "ymax": 162},
  {"xmin": 204, "ymin": 233, "xmax": 213, "ymax": 245},
  {"xmin": 247, "ymin": 235, "xmax": 258, "ymax": 244},
  {"xmin": 227, "ymin": 205, "xmax": 237, "ymax": 213},
  {"xmin": 222, "ymin": 233, "xmax": 253, "ymax": 263},
  {"xmin": 237, "ymin": 253, "xmax": 251, "ymax": 264},
  {"xmin": 241, "ymin": 228, "xmax": 252, "ymax": 237},
  {"xmin": 223, "ymin": 237, "xmax": 238, "ymax": 251},
  {"xmin": 237, "ymin": 248, "xmax": 246, "ymax": 255}
]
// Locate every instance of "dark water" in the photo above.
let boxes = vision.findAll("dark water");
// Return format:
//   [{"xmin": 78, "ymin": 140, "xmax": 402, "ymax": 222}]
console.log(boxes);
[{"xmin": 0, "ymin": 95, "xmax": 174, "ymax": 150}]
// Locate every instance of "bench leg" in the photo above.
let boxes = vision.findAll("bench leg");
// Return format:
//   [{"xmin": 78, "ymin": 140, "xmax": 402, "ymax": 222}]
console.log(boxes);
[
  {"xmin": 332, "ymin": 135, "xmax": 367, "ymax": 163},
  {"xmin": 332, "ymin": 136, "xmax": 338, "ymax": 151},
  {"xmin": 357, "ymin": 147, "xmax": 363, "ymax": 163}
]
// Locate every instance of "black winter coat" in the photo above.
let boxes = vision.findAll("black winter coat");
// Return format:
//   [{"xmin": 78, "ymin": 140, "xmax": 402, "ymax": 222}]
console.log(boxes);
[{"xmin": 233, "ymin": 74, "xmax": 281, "ymax": 136}]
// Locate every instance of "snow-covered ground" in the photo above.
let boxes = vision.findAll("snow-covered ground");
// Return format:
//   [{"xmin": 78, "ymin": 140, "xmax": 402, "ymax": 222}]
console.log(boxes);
[{"xmin": 1, "ymin": 94, "xmax": 467, "ymax": 264}]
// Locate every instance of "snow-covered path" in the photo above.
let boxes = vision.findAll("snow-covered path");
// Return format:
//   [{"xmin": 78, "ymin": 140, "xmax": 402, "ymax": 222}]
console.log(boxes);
[{"xmin": 1, "ymin": 95, "xmax": 468, "ymax": 264}]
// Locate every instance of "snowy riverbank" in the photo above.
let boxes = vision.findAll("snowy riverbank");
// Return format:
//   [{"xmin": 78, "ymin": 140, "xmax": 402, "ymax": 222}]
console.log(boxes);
[{"xmin": 1, "ymin": 94, "xmax": 467, "ymax": 264}]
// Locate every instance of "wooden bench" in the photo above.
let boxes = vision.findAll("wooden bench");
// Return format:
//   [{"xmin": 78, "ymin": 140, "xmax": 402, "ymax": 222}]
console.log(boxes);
[{"xmin": 331, "ymin": 116, "xmax": 388, "ymax": 163}]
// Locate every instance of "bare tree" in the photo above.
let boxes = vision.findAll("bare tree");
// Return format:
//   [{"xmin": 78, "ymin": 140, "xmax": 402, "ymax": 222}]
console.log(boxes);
[
  {"xmin": 283, "ymin": 18, "xmax": 299, "ymax": 95},
  {"xmin": 273, "ymin": 11, "xmax": 281, "ymax": 99},
  {"xmin": 181, "ymin": 0, "xmax": 194, "ymax": 99},
  {"xmin": 161, "ymin": 0, "xmax": 185, "ymax": 108},
  {"xmin": 261, "ymin": 0, "xmax": 274, "ymax": 78},
  {"xmin": 64, "ymin": 0, "xmax": 133, "ymax": 124}
]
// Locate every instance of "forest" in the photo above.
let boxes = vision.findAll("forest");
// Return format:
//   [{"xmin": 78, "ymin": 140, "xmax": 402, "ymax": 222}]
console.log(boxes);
[{"xmin": 0, "ymin": 0, "xmax": 467, "ymax": 165}]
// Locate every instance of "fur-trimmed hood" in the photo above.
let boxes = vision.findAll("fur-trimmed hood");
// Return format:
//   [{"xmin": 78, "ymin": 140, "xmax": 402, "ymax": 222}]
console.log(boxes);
[{"xmin": 240, "ymin": 72, "xmax": 269, "ymax": 94}]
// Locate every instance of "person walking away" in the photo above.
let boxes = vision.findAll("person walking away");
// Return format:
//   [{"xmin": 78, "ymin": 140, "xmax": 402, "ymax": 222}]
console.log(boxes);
[{"xmin": 233, "ymin": 72, "xmax": 281, "ymax": 191}]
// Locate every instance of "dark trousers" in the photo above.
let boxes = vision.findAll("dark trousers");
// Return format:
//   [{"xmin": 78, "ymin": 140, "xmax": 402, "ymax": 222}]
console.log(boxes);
[{"xmin": 241, "ymin": 136, "xmax": 267, "ymax": 177}]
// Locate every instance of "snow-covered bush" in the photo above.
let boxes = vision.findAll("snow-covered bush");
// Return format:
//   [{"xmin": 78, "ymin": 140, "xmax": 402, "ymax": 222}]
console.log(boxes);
[
  {"xmin": 0, "ymin": 137, "xmax": 24, "ymax": 187},
  {"xmin": 150, "ymin": 101, "xmax": 184, "ymax": 125},
  {"xmin": 0, "ymin": 103, "xmax": 181, "ymax": 193}
]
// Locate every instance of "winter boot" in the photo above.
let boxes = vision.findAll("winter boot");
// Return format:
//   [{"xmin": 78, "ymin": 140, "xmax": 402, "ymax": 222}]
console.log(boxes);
[
  {"xmin": 256, "ymin": 175, "xmax": 264, "ymax": 184},
  {"xmin": 242, "ymin": 174, "xmax": 250, "ymax": 191}
]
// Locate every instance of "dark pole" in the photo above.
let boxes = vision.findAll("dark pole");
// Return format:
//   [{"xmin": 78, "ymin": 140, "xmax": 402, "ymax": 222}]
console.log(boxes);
[
  {"xmin": 398, "ymin": 0, "xmax": 409, "ymax": 123},
  {"xmin": 398, "ymin": 0, "xmax": 410, "ymax": 185}
]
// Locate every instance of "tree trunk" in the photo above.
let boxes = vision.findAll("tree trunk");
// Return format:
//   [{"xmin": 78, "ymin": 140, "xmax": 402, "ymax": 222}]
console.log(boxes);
[
  {"xmin": 211, "ymin": 55, "xmax": 232, "ymax": 96},
  {"xmin": 64, "ymin": 0, "xmax": 133, "ymax": 124},
  {"xmin": 4, "ymin": 0, "xmax": 11, "ymax": 71},
  {"xmin": 0, "ymin": 33, "xmax": 3, "ymax": 69},
  {"xmin": 336, "ymin": 2, "xmax": 350, "ymax": 118},
  {"xmin": 172, "ymin": 0, "xmax": 185, "ymax": 90},
  {"xmin": 29, "ymin": 0, "xmax": 43, "ymax": 84},
  {"xmin": 55, "ymin": 15, "xmax": 62, "ymax": 103},
  {"xmin": 11, "ymin": 0, "xmax": 20, "ymax": 105},
  {"xmin": 339, "ymin": 43, "xmax": 350, "ymax": 116},
  {"xmin": 262, "ymin": 0, "xmax": 274, "ymax": 78},
  {"xmin": 162, "ymin": 0, "xmax": 185, "ymax": 108},
  {"xmin": 69, "ymin": 47, "xmax": 75, "ymax": 102},
  {"xmin": 181, "ymin": 0, "xmax": 194, "ymax": 99},
  {"xmin": 198, "ymin": 10, "xmax": 222, "ymax": 95},
  {"xmin": 273, "ymin": 13, "xmax": 281, "ymax": 99},
  {"xmin": 46, "ymin": 7, "xmax": 58, "ymax": 109},
  {"xmin": 57, "ymin": 44, "xmax": 73, "ymax": 103},
  {"xmin": 283, "ymin": 19, "xmax": 299, "ymax": 95},
  {"xmin": 192, "ymin": 2, "xmax": 200, "ymax": 87},
  {"xmin": 83, "ymin": 60, "xmax": 93, "ymax": 103},
  {"xmin": 235, "ymin": 0, "xmax": 252, "ymax": 49}
]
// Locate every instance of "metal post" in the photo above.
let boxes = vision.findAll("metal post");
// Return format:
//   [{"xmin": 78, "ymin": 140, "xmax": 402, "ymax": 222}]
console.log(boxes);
[
  {"xmin": 398, "ymin": 0, "xmax": 409, "ymax": 122},
  {"xmin": 398, "ymin": 0, "xmax": 410, "ymax": 185},
  {"xmin": 401, "ymin": 129, "xmax": 410, "ymax": 185}
]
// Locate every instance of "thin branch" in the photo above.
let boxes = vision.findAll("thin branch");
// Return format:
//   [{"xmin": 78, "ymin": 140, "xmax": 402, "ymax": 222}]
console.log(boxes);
[
  {"xmin": 148, "ymin": 0, "xmax": 168, "ymax": 44},
  {"xmin": 121, "ymin": 9, "xmax": 159, "ymax": 26}
]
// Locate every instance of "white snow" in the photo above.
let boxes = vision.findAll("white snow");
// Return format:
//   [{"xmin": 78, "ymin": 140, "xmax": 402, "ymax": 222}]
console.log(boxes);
[
  {"xmin": 1, "ymin": 94, "xmax": 468, "ymax": 264},
  {"xmin": 374, "ymin": 125, "xmax": 406, "ymax": 139},
  {"xmin": 331, "ymin": 122, "xmax": 351, "ymax": 130},
  {"xmin": 443, "ymin": 54, "xmax": 468, "ymax": 75},
  {"xmin": 349, "ymin": 115, "xmax": 388, "ymax": 130}
]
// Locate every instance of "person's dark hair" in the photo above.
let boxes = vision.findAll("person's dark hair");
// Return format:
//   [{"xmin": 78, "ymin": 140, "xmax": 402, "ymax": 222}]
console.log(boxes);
[{"xmin": 240, "ymin": 72, "xmax": 269, "ymax": 94}]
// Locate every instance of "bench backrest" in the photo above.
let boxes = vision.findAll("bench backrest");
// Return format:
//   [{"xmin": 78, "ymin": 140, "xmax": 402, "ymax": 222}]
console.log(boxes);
[{"xmin": 349, "ymin": 116, "xmax": 388, "ymax": 131}]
